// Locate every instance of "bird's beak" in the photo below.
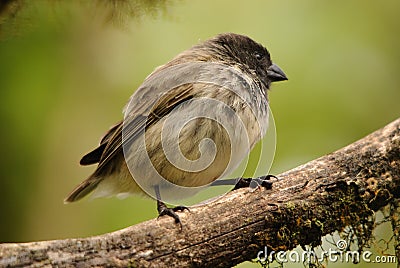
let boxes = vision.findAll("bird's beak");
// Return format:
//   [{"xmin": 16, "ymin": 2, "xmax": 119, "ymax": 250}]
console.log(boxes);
[{"xmin": 267, "ymin": 63, "xmax": 288, "ymax": 82}]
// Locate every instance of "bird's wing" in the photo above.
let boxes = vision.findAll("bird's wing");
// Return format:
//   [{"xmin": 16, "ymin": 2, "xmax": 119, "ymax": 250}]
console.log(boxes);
[
  {"xmin": 81, "ymin": 61, "xmax": 246, "ymax": 177},
  {"xmin": 90, "ymin": 83, "xmax": 196, "ymax": 177}
]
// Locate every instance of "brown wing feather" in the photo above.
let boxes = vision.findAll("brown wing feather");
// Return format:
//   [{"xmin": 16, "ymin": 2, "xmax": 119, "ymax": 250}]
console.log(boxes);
[
  {"xmin": 94, "ymin": 84, "xmax": 196, "ymax": 176},
  {"xmin": 65, "ymin": 84, "xmax": 196, "ymax": 202},
  {"xmin": 80, "ymin": 122, "xmax": 122, "ymax": 165}
]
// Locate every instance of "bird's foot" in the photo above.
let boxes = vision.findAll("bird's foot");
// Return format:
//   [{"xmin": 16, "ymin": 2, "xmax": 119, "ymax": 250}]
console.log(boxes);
[
  {"xmin": 157, "ymin": 200, "xmax": 190, "ymax": 226},
  {"xmin": 233, "ymin": 175, "xmax": 277, "ymax": 191}
]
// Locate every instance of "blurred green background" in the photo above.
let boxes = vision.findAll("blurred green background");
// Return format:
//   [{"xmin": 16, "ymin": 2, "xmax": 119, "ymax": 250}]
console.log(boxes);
[{"xmin": 0, "ymin": 1, "xmax": 399, "ymax": 267}]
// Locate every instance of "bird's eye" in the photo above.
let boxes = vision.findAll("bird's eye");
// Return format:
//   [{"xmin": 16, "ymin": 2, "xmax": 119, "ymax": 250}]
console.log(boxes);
[{"xmin": 255, "ymin": 53, "xmax": 263, "ymax": 61}]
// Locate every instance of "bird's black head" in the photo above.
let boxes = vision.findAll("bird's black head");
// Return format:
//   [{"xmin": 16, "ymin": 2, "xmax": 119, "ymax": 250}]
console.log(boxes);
[{"xmin": 206, "ymin": 33, "xmax": 288, "ymax": 89}]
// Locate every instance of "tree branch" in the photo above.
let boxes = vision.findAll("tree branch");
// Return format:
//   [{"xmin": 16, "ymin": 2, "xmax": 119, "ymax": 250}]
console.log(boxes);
[{"xmin": 1, "ymin": 118, "xmax": 399, "ymax": 267}]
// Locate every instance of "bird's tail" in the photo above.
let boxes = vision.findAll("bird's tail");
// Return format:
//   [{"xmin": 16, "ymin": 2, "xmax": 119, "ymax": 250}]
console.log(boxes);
[{"xmin": 64, "ymin": 176, "xmax": 101, "ymax": 203}]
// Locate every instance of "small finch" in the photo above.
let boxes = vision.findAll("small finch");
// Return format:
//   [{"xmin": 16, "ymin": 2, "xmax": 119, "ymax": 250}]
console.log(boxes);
[{"xmin": 65, "ymin": 33, "xmax": 287, "ymax": 224}]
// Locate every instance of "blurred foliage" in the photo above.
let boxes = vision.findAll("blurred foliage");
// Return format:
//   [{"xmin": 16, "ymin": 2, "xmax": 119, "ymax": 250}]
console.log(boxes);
[
  {"xmin": 0, "ymin": 0, "xmax": 171, "ymax": 33},
  {"xmin": 0, "ymin": 1, "xmax": 399, "ymax": 267}
]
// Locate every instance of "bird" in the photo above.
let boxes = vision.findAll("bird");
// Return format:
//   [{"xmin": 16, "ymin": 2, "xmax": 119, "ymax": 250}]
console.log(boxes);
[{"xmin": 64, "ymin": 33, "xmax": 287, "ymax": 224}]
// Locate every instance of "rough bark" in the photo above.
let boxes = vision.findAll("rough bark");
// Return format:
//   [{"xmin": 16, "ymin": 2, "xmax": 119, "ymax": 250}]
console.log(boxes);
[{"xmin": 1, "ymin": 118, "xmax": 399, "ymax": 267}]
